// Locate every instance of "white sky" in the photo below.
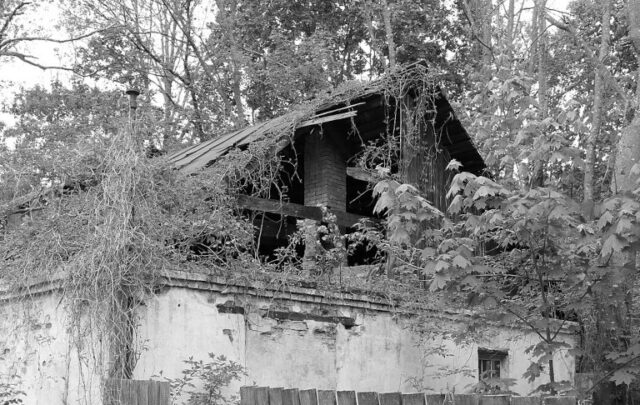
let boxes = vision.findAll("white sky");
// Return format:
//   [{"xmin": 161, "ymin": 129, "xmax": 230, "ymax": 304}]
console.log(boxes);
[{"xmin": 0, "ymin": 0, "xmax": 571, "ymax": 138}]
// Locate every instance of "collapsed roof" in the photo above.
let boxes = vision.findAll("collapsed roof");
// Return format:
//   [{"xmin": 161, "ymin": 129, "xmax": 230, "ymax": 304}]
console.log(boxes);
[{"xmin": 167, "ymin": 65, "xmax": 485, "ymax": 176}]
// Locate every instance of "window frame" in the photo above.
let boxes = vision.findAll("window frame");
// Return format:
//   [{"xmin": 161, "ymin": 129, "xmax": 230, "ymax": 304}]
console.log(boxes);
[{"xmin": 478, "ymin": 348, "xmax": 508, "ymax": 381}]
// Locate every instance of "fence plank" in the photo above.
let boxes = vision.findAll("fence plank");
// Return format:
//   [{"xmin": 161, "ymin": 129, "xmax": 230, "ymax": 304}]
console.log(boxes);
[
  {"xmin": 269, "ymin": 387, "xmax": 284, "ymax": 405},
  {"xmin": 255, "ymin": 387, "xmax": 270, "ymax": 405},
  {"xmin": 358, "ymin": 392, "xmax": 380, "ymax": 405},
  {"xmin": 479, "ymin": 395, "xmax": 509, "ymax": 405},
  {"xmin": 157, "ymin": 380, "xmax": 170, "ymax": 405},
  {"xmin": 148, "ymin": 381, "xmax": 159, "ymax": 405},
  {"xmin": 454, "ymin": 394, "xmax": 479, "ymax": 405},
  {"xmin": 337, "ymin": 391, "xmax": 357, "ymax": 405},
  {"xmin": 380, "ymin": 393, "xmax": 401, "ymax": 405},
  {"xmin": 242, "ymin": 386, "xmax": 258, "ymax": 405},
  {"xmin": 318, "ymin": 390, "xmax": 337, "ymax": 405},
  {"xmin": 401, "ymin": 393, "xmax": 425, "ymax": 405},
  {"xmin": 511, "ymin": 397, "xmax": 541, "ymax": 405},
  {"xmin": 299, "ymin": 389, "xmax": 319, "ymax": 405},
  {"xmin": 424, "ymin": 394, "xmax": 445, "ymax": 405},
  {"xmin": 542, "ymin": 397, "xmax": 576, "ymax": 405},
  {"xmin": 137, "ymin": 381, "xmax": 149, "ymax": 405},
  {"xmin": 283, "ymin": 389, "xmax": 301, "ymax": 405},
  {"xmin": 121, "ymin": 380, "xmax": 133, "ymax": 405},
  {"xmin": 103, "ymin": 379, "xmax": 117, "ymax": 405}
]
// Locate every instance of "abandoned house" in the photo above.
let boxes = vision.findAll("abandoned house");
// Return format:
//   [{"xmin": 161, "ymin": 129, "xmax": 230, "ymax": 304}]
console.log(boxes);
[{"xmin": 0, "ymin": 66, "xmax": 576, "ymax": 404}]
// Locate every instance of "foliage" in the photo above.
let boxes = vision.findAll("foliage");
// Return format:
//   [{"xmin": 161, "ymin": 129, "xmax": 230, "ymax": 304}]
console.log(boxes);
[
  {"xmin": 2, "ymin": 0, "xmax": 640, "ymax": 399},
  {"xmin": 161, "ymin": 354, "xmax": 246, "ymax": 405},
  {"xmin": 0, "ymin": 381, "xmax": 24, "ymax": 405}
]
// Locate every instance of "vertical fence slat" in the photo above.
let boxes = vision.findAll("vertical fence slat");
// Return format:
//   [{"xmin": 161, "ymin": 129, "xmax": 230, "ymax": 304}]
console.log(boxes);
[
  {"xmin": 454, "ymin": 394, "xmax": 479, "ymax": 405},
  {"xmin": 542, "ymin": 397, "xmax": 576, "ymax": 405},
  {"xmin": 337, "ymin": 391, "xmax": 357, "ymax": 405},
  {"xmin": 511, "ymin": 397, "xmax": 542, "ymax": 405},
  {"xmin": 318, "ymin": 390, "xmax": 337, "ymax": 405},
  {"xmin": 358, "ymin": 392, "xmax": 380, "ymax": 405},
  {"xmin": 270, "ymin": 387, "xmax": 285, "ymax": 405},
  {"xmin": 121, "ymin": 380, "xmax": 130, "ymax": 405},
  {"xmin": 255, "ymin": 387, "xmax": 270, "ymax": 405},
  {"xmin": 242, "ymin": 386, "xmax": 258, "ymax": 405},
  {"xmin": 299, "ymin": 389, "xmax": 319, "ymax": 405},
  {"xmin": 479, "ymin": 395, "xmax": 509, "ymax": 405},
  {"xmin": 424, "ymin": 394, "xmax": 445, "ymax": 405},
  {"xmin": 148, "ymin": 381, "xmax": 159, "ymax": 405},
  {"xmin": 158, "ymin": 380, "xmax": 170, "ymax": 405},
  {"xmin": 379, "ymin": 392, "xmax": 401, "ymax": 405},
  {"xmin": 283, "ymin": 389, "xmax": 301, "ymax": 405},
  {"xmin": 131, "ymin": 380, "xmax": 141, "ymax": 405},
  {"xmin": 103, "ymin": 379, "xmax": 117, "ymax": 405},
  {"xmin": 137, "ymin": 381, "xmax": 149, "ymax": 405},
  {"xmin": 401, "ymin": 393, "xmax": 425, "ymax": 405}
]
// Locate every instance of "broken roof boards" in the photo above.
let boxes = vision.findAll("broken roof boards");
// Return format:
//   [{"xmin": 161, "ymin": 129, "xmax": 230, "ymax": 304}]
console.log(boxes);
[{"xmin": 167, "ymin": 65, "xmax": 485, "ymax": 177}]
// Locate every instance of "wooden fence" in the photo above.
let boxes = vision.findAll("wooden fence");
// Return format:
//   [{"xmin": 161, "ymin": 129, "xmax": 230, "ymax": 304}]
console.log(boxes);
[
  {"xmin": 104, "ymin": 379, "xmax": 170, "ymax": 405},
  {"xmin": 240, "ymin": 386, "xmax": 577, "ymax": 405}
]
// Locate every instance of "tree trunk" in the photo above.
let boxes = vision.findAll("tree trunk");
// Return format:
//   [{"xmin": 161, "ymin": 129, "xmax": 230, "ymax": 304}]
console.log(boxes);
[
  {"xmin": 530, "ymin": 0, "xmax": 547, "ymax": 188},
  {"xmin": 583, "ymin": 0, "xmax": 611, "ymax": 217},
  {"xmin": 481, "ymin": 0, "xmax": 492, "ymax": 65},
  {"xmin": 615, "ymin": 0, "xmax": 640, "ymax": 194},
  {"xmin": 380, "ymin": 0, "xmax": 396, "ymax": 71},
  {"xmin": 505, "ymin": 0, "xmax": 515, "ymax": 61}
]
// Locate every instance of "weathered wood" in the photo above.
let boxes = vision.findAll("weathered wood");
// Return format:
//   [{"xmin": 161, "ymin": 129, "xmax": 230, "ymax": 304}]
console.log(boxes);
[
  {"xmin": 237, "ymin": 194, "xmax": 376, "ymax": 228},
  {"xmin": 241, "ymin": 386, "xmax": 259, "ymax": 405},
  {"xmin": 124, "ymin": 380, "xmax": 136, "ymax": 405},
  {"xmin": 298, "ymin": 111, "xmax": 358, "ymax": 128},
  {"xmin": 283, "ymin": 389, "xmax": 301, "ymax": 405},
  {"xmin": 318, "ymin": 390, "xmax": 337, "ymax": 405},
  {"xmin": 379, "ymin": 392, "xmax": 402, "ymax": 405},
  {"xmin": 255, "ymin": 387, "xmax": 270, "ymax": 405},
  {"xmin": 308, "ymin": 103, "xmax": 365, "ymax": 119},
  {"xmin": 270, "ymin": 387, "xmax": 285, "ymax": 405},
  {"xmin": 346, "ymin": 167, "xmax": 379, "ymax": 183},
  {"xmin": 148, "ymin": 381, "xmax": 159, "ymax": 405},
  {"xmin": 424, "ymin": 394, "xmax": 445, "ymax": 405},
  {"xmin": 479, "ymin": 395, "xmax": 510, "ymax": 405},
  {"xmin": 337, "ymin": 391, "xmax": 357, "ymax": 405},
  {"xmin": 401, "ymin": 393, "xmax": 426, "ymax": 405},
  {"xmin": 511, "ymin": 397, "xmax": 542, "ymax": 405},
  {"xmin": 135, "ymin": 380, "xmax": 148, "ymax": 405},
  {"xmin": 542, "ymin": 397, "xmax": 576, "ymax": 405},
  {"xmin": 157, "ymin": 381, "xmax": 170, "ymax": 405},
  {"xmin": 299, "ymin": 389, "xmax": 319, "ymax": 405},
  {"xmin": 454, "ymin": 394, "xmax": 480, "ymax": 405},
  {"xmin": 358, "ymin": 392, "xmax": 380, "ymax": 405}
]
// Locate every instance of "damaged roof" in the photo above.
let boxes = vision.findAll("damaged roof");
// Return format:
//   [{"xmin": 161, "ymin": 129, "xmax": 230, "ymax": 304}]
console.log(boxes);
[{"xmin": 167, "ymin": 64, "xmax": 486, "ymax": 175}]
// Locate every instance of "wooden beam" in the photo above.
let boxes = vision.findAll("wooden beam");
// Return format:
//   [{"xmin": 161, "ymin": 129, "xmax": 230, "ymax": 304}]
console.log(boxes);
[
  {"xmin": 297, "ymin": 111, "xmax": 357, "ymax": 129},
  {"xmin": 237, "ymin": 195, "xmax": 376, "ymax": 228},
  {"xmin": 346, "ymin": 167, "xmax": 379, "ymax": 183}
]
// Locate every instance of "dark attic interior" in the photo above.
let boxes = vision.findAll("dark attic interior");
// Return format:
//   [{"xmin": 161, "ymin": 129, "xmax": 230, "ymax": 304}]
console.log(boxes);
[{"xmin": 167, "ymin": 67, "xmax": 486, "ymax": 269}]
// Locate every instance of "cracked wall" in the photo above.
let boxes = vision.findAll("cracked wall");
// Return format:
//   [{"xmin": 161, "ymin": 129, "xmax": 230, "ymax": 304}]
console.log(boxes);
[{"xmin": 0, "ymin": 277, "xmax": 577, "ymax": 404}]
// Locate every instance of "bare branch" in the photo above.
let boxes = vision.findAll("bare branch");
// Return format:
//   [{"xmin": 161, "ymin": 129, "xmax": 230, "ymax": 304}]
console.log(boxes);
[
  {"xmin": 1, "ymin": 51, "xmax": 76, "ymax": 71},
  {"xmin": 546, "ymin": 13, "xmax": 631, "ymax": 105}
]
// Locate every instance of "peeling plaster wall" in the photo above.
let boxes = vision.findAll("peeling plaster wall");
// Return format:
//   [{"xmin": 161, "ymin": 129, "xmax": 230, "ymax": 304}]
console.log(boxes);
[
  {"xmin": 135, "ymin": 283, "xmax": 575, "ymax": 397},
  {"xmin": 0, "ymin": 292, "xmax": 103, "ymax": 405},
  {"xmin": 0, "ymin": 273, "xmax": 577, "ymax": 403}
]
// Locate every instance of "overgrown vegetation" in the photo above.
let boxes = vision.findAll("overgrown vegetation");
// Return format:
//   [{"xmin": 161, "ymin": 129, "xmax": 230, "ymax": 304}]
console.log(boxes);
[
  {"xmin": 161, "ymin": 354, "xmax": 245, "ymax": 405},
  {"xmin": 1, "ymin": 0, "xmax": 640, "ymax": 402}
]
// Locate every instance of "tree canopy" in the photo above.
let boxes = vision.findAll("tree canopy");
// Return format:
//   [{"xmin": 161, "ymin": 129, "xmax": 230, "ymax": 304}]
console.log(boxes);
[{"xmin": 1, "ymin": 0, "xmax": 640, "ymax": 401}]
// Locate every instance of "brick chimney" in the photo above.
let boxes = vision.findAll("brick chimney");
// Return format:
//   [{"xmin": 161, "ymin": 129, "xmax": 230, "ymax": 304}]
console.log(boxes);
[{"xmin": 303, "ymin": 131, "xmax": 346, "ymax": 211}]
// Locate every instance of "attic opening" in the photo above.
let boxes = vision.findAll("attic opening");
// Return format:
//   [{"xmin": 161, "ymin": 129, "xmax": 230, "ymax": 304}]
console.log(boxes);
[{"xmin": 166, "ymin": 66, "xmax": 487, "ymax": 270}]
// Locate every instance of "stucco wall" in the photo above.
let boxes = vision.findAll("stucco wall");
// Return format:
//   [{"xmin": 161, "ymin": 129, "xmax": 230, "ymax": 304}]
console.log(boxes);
[
  {"xmin": 0, "ymin": 291, "xmax": 103, "ymax": 405},
  {"xmin": 0, "ymin": 272, "xmax": 576, "ymax": 404},
  {"xmin": 134, "ymin": 272, "xmax": 576, "ymax": 396}
]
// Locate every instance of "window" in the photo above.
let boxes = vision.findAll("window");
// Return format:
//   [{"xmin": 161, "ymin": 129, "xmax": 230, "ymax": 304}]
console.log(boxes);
[{"xmin": 478, "ymin": 348, "xmax": 508, "ymax": 380}]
